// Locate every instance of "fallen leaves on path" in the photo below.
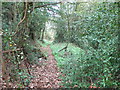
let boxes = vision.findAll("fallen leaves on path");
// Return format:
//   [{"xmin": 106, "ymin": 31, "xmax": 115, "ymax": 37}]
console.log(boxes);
[{"xmin": 29, "ymin": 45, "xmax": 62, "ymax": 88}]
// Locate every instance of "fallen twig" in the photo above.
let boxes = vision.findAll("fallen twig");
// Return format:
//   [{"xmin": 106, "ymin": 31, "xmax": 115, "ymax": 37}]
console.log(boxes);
[{"xmin": 58, "ymin": 43, "xmax": 69, "ymax": 52}]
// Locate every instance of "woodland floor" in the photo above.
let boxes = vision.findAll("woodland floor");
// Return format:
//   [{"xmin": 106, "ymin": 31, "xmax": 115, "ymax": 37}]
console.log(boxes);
[
  {"xmin": 0, "ymin": 45, "xmax": 62, "ymax": 88},
  {"xmin": 28, "ymin": 45, "xmax": 62, "ymax": 88}
]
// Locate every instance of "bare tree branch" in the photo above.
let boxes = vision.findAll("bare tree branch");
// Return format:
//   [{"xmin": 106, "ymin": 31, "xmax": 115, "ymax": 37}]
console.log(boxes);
[
  {"xmin": 29, "ymin": 2, "xmax": 62, "ymax": 13},
  {"xmin": 35, "ymin": 2, "xmax": 61, "ymax": 9},
  {"xmin": 12, "ymin": 2, "xmax": 28, "ymax": 36}
]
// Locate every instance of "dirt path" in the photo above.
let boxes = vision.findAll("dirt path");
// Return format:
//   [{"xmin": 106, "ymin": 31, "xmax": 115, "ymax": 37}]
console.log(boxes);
[{"xmin": 29, "ymin": 45, "xmax": 62, "ymax": 88}]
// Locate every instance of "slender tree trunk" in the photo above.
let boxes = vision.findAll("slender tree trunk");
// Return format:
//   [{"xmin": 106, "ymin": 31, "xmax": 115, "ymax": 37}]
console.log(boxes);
[
  {"xmin": 41, "ymin": 24, "xmax": 45, "ymax": 42},
  {"xmin": 1, "ymin": 2, "xmax": 9, "ymax": 87},
  {"xmin": 14, "ymin": 3, "xmax": 17, "ymax": 23},
  {"xmin": 0, "ymin": 2, "xmax": 9, "ymax": 87},
  {"xmin": 118, "ymin": 30, "xmax": 120, "ymax": 57},
  {"xmin": 0, "ymin": 2, "xmax": 2, "ymax": 82},
  {"xmin": 0, "ymin": 33, "xmax": 3, "ymax": 79},
  {"xmin": 0, "ymin": 33, "xmax": 9, "ymax": 87}
]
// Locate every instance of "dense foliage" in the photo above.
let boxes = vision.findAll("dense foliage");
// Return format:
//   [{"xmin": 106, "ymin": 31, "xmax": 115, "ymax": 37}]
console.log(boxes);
[
  {"xmin": 52, "ymin": 2, "xmax": 120, "ymax": 88},
  {"xmin": 1, "ymin": 1, "xmax": 119, "ymax": 88}
]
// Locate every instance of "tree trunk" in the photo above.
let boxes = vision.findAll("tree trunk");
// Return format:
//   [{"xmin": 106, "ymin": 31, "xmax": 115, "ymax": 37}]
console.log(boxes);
[
  {"xmin": 0, "ymin": 33, "xmax": 3, "ymax": 79},
  {"xmin": 41, "ymin": 24, "xmax": 45, "ymax": 42},
  {"xmin": 0, "ymin": 33, "xmax": 9, "ymax": 87},
  {"xmin": 0, "ymin": 2, "xmax": 2, "ymax": 81}
]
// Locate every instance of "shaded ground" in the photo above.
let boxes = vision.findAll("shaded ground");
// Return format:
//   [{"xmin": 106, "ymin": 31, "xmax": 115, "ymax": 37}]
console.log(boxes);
[
  {"xmin": 29, "ymin": 45, "xmax": 62, "ymax": 88},
  {"xmin": 1, "ymin": 45, "xmax": 62, "ymax": 88}
]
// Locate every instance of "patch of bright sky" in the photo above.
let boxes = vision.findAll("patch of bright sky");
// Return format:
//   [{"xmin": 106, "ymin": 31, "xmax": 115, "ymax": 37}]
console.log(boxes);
[{"xmin": 2, "ymin": 0, "xmax": 119, "ymax": 2}]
